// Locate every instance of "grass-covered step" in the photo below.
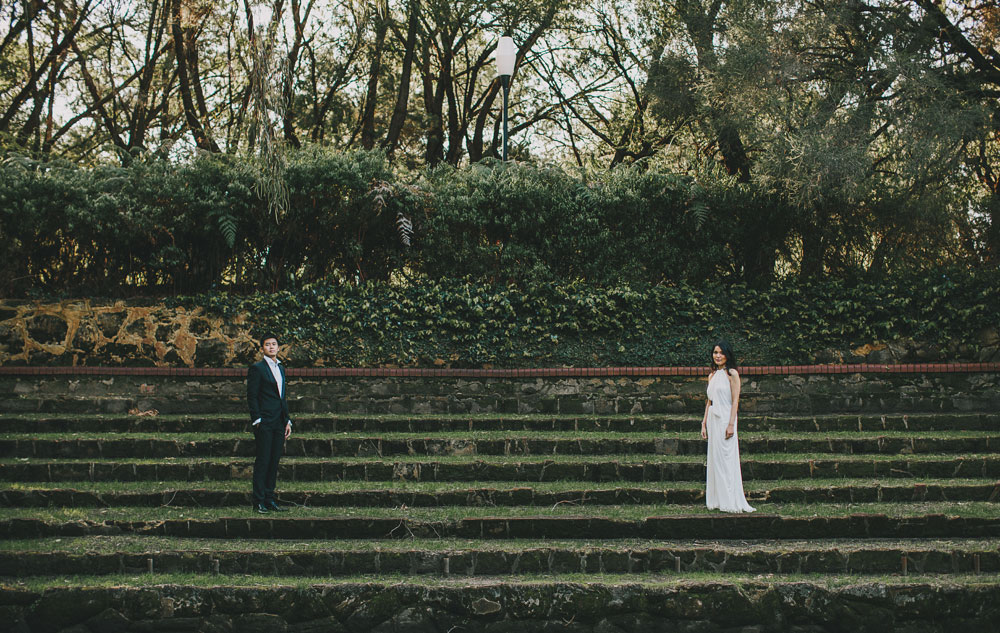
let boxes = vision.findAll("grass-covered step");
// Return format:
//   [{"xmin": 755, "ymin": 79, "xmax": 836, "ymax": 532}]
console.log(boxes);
[
  {"xmin": 4, "ymin": 454, "xmax": 999, "ymax": 482},
  {"xmin": 3, "ymin": 504, "xmax": 1000, "ymax": 539},
  {"xmin": 3, "ymin": 534, "xmax": 996, "ymax": 556},
  {"xmin": 3, "ymin": 412, "xmax": 997, "ymax": 434},
  {"xmin": 3, "ymin": 478, "xmax": 998, "ymax": 507},
  {"xmin": 2, "ymin": 536, "xmax": 998, "ymax": 577},
  {"xmin": 4, "ymin": 387, "xmax": 988, "ymax": 416},
  {"xmin": 4, "ymin": 576, "xmax": 1000, "ymax": 633},
  {"xmin": 3, "ymin": 431, "xmax": 998, "ymax": 458}
]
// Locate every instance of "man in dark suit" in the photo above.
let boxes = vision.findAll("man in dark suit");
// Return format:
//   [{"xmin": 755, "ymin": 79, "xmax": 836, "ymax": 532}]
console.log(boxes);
[{"xmin": 247, "ymin": 333, "xmax": 293, "ymax": 514}]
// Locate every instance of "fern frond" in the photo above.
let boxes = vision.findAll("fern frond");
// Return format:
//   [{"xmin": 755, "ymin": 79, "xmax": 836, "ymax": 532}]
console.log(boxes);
[
  {"xmin": 369, "ymin": 180, "xmax": 413, "ymax": 247},
  {"xmin": 396, "ymin": 212, "xmax": 413, "ymax": 247},
  {"xmin": 371, "ymin": 180, "xmax": 393, "ymax": 215},
  {"xmin": 219, "ymin": 215, "xmax": 238, "ymax": 248},
  {"xmin": 688, "ymin": 183, "xmax": 709, "ymax": 229},
  {"xmin": 689, "ymin": 200, "xmax": 710, "ymax": 229}
]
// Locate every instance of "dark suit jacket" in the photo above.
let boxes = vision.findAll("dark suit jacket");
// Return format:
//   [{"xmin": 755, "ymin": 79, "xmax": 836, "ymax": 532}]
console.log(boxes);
[{"xmin": 247, "ymin": 359, "xmax": 291, "ymax": 430}]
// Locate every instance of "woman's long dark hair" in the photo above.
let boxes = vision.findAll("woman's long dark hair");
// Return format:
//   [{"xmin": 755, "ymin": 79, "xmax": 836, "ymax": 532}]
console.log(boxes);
[{"xmin": 710, "ymin": 339, "xmax": 737, "ymax": 375}]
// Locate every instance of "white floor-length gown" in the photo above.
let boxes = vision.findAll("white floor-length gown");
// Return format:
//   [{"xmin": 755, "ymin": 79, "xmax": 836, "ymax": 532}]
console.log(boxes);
[{"xmin": 705, "ymin": 369, "xmax": 755, "ymax": 513}]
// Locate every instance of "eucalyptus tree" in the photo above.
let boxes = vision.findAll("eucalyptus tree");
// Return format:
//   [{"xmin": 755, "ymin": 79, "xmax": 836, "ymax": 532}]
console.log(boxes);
[
  {"xmin": 0, "ymin": 0, "xmax": 100, "ymax": 154},
  {"xmin": 375, "ymin": 0, "xmax": 571, "ymax": 165},
  {"xmin": 63, "ymin": 0, "xmax": 178, "ymax": 159},
  {"xmin": 624, "ymin": 0, "xmax": 992, "ymax": 279},
  {"xmin": 907, "ymin": 0, "xmax": 1000, "ymax": 262},
  {"xmin": 526, "ymin": 0, "xmax": 680, "ymax": 166},
  {"xmin": 612, "ymin": 0, "xmax": 797, "ymax": 282},
  {"xmin": 747, "ymin": 0, "xmax": 997, "ymax": 275}
]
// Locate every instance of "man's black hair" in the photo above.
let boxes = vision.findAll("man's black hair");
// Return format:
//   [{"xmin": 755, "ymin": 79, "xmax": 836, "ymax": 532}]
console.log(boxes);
[{"xmin": 259, "ymin": 333, "xmax": 280, "ymax": 347}]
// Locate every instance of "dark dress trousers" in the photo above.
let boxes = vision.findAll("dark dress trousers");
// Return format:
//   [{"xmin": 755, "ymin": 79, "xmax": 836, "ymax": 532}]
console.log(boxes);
[{"xmin": 247, "ymin": 359, "xmax": 291, "ymax": 505}]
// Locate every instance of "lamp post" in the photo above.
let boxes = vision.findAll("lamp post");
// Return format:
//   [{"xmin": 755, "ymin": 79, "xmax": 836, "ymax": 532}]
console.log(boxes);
[{"xmin": 495, "ymin": 36, "xmax": 516, "ymax": 161}]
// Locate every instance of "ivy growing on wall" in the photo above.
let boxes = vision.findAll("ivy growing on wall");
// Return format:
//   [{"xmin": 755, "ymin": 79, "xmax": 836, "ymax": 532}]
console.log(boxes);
[{"xmin": 175, "ymin": 271, "xmax": 998, "ymax": 367}]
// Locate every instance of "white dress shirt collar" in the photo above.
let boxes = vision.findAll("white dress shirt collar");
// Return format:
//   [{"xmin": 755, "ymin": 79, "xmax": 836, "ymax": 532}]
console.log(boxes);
[{"xmin": 263, "ymin": 356, "xmax": 283, "ymax": 396}]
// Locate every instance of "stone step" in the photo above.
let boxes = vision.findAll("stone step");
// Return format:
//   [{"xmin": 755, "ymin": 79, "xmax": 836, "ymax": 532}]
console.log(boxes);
[
  {"xmin": 3, "ymin": 433, "xmax": 998, "ymax": 459},
  {"xmin": 4, "ymin": 454, "xmax": 998, "ymax": 482},
  {"xmin": 3, "ymin": 480, "xmax": 999, "ymax": 507},
  {"xmin": 3, "ymin": 540, "xmax": 998, "ymax": 577},
  {"xmin": 4, "ymin": 512, "xmax": 1000, "ymax": 540},
  {"xmin": 3, "ymin": 413, "xmax": 997, "ymax": 433},
  {"xmin": 0, "ymin": 394, "xmax": 243, "ymax": 415},
  {"xmin": 7, "ymin": 577, "xmax": 1000, "ymax": 633},
  {"xmin": 2, "ymin": 390, "xmax": 997, "ymax": 416}
]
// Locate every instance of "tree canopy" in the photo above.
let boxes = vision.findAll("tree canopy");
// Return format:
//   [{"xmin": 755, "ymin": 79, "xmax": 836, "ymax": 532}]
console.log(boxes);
[{"xmin": 1, "ymin": 0, "xmax": 998, "ymax": 282}]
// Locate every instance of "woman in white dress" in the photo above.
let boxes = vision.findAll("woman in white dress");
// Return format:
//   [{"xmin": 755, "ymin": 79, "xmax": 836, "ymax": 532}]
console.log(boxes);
[{"xmin": 701, "ymin": 340, "xmax": 755, "ymax": 513}]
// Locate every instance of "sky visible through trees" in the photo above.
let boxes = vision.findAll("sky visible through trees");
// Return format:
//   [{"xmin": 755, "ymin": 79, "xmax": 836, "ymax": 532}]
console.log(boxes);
[{"xmin": 1, "ymin": 0, "xmax": 999, "ymax": 274}]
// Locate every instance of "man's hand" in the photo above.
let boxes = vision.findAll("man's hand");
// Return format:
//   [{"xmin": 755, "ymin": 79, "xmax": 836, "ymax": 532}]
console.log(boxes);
[{"xmin": 285, "ymin": 422, "xmax": 292, "ymax": 440}]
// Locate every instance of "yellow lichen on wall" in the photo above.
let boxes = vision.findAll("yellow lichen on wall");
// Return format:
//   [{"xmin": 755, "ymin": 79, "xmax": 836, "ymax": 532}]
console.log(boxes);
[{"xmin": 0, "ymin": 300, "xmax": 259, "ymax": 367}]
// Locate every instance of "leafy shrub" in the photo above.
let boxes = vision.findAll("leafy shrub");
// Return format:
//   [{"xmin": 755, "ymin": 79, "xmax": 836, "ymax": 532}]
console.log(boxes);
[
  {"xmin": 0, "ymin": 149, "xmax": 805, "ymax": 295},
  {"xmin": 0, "ymin": 149, "xmax": 413, "ymax": 294},
  {"xmin": 0, "ymin": 147, "xmax": 982, "ymax": 297},
  {"xmin": 420, "ymin": 160, "xmax": 594, "ymax": 282}
]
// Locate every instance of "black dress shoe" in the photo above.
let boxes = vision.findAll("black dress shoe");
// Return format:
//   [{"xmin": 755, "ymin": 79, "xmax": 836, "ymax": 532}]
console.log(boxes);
[
  {"xmin": 254, "ymin": 503, "xmax": 269, "ymax": 514},
  {"xmin": 267, "ymin": 501, "xmax": 287, "ymax": 512}
]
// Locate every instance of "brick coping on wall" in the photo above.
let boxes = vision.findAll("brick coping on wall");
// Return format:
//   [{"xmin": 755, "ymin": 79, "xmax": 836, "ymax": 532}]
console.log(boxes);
[{"xmin": 0, "ymin": 363, "xmax": 998, "ymax": 377}]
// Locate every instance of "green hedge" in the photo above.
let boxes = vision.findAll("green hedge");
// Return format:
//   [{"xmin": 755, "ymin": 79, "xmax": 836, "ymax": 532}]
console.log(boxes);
[
  {"xmin": 179, "ymin": 271, "xmax": 998, "ymax": 367},
  {"xmin": 0, "ymin": 147, "xmax": 831, "ymax": 295},
  {"xmin": 0, "ymin": 149, "xmax": 402, "ymax": 293}
]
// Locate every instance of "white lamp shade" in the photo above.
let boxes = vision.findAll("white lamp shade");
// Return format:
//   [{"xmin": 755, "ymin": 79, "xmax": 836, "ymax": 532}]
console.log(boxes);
[{"xmin": 496, "ymin": 36, "xmax": 516, "ymax": 76}]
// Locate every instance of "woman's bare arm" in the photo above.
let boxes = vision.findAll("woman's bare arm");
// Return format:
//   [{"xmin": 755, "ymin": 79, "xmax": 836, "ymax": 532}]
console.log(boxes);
[{"xmin": 725, "ymin": 370, "xmax": 741, "ymax": 439}]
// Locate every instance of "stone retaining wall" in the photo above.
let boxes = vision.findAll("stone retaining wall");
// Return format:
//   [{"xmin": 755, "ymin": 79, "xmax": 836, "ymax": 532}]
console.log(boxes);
[
  {"xmin": 0, "ymin": 300, "xmax": 257, "ymax": 367},
  {"xmin": 4, "ymin": 581, "xmax": 999, "ymax": 632},
  {"xmin": 2, "ymin": 371, "xmax": 998, "ymax": 415},
  {"xmin": 2, "ymin": 299, "xmax": 998, "ymax": 368}
]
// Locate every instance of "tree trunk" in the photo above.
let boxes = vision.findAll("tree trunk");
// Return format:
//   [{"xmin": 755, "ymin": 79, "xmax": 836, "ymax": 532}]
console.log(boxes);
[
  {"xmin": 383, "ymin": 0, "xmax": 420, "ymax": 158},
  {"xmin": 282, "ymin": 0, "xmax": 314, "ymax": 149},
  {"xmin": 800, "ymin": 224, "xmax": 826, "ymax": 278},
  {"xmin": 421, "ymin": 35, "xmax": 447, "ymax": 166},
  {"xmin": 984, "ymin": 192, "xmax": 1000, "ymax": 264},
  {"xmin": 717, "ymin": 124, "xmax": 751, "ymax": 182},
  {"xmin": 129, "ymin": 0, "xmax": 169, "ymax": 152},
  {"xmin": 170, "ymin": 0, "xmax": 220, "ymax": 152},
  {"xmin": 469, "ymin": 80, "xmax": 499, "ymax": 161},
  {"xmin": 359, "ymin": 4, "xmax": 389, "ymax": 150},
  {"xmin": 71, "ymin": 42, "xmax": 129, "ymax": 153},
  {"xmin": 444, "ymin": 70, "xmax": 463, "ymax": 164}
]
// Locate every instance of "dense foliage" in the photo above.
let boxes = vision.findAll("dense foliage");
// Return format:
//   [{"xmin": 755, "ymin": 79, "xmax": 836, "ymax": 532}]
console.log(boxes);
[
  {"xmin": 2, "ymin": 2, "xmax": 999, "ymax": 265},
  {"xmin": 0, "ymin": 149, "xmax": 401, "ymax": 293},
  {"xmin": 2, "ymin": 148, "xmax": 989, "ymax": 296},
  {"xmin": 179, "ymin": 271, "xmax": 999, "ymax": 367}
]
